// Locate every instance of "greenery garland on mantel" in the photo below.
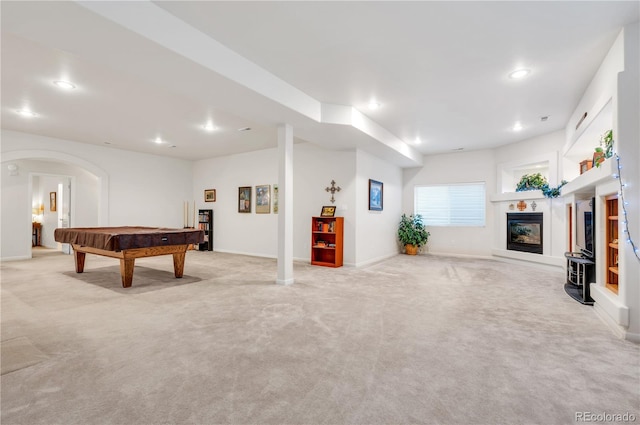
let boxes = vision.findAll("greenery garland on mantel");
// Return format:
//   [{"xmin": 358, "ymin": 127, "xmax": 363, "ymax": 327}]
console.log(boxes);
[{"xmin": 515, "ymin": 173, "xmax": 568, "ymax": 198}]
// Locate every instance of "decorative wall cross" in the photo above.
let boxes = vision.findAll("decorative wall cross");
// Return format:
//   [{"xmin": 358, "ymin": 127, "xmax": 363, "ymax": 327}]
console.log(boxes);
[{"xmin": 325, "ymin": 180, "xmax": 341, "ymax": 204}]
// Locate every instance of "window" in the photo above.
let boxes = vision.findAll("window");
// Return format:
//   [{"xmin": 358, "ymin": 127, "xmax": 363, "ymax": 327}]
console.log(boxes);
[{"xmin": 414, "ymin": 182, "xmax": 486, "ymax": 226}]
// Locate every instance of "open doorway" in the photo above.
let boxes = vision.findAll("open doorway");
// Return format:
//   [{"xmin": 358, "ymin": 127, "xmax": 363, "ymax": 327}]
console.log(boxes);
[
  {"xmin": 31, "ymin": 173, "xmax": 73, "ymax": 255},
  {"xmin": 2, "ymin": 152, "xmax": 107, "ymax": 262}
]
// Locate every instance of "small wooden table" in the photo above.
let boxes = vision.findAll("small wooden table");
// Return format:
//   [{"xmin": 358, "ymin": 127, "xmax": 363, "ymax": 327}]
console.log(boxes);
[{"xmin": 32, "ymin": 222, "xmax": 42, "ymax": 247}]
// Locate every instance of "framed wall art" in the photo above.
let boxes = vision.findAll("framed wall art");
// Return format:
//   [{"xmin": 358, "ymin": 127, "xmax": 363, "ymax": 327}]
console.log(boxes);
[
  {"xmin": 368, "ymin": 179, "xmax": 383, "ymax": 211},
  {"xmin": 273, "ymin": 184, "xmax": 279, "ymax": 213},
  {"xmin": 320, "ymin": 205, "xmax": 336, "ymax": 217},
  {"xmin": 50, "ymin": 191, "xmax": 57, "ymax": 212},
  {"xmin": 204, "ymin": 189, "xmax": 216, "ymax": 202},
  {"xmin": 238, "ymin": 186, "xmax": 252, "ymax": 213},
  {"xmin": 256, "ymin": 185, "xmax": 271, "ymax": 214}
]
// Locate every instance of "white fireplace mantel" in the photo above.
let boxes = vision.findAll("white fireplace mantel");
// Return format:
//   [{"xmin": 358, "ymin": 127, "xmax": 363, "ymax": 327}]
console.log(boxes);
[
  {"xmin": 489, "ymin": 190, "xmax": 546, "ymax": 203},
  {"xmin": 490, "ymin": 189, "xmax": 566, "ymax": 268}
]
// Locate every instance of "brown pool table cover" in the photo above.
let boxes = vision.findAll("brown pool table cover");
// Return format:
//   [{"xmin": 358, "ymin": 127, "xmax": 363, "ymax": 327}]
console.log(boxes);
[{"xmin": 54, "ymin": 226, "xmax": 204, "ymax": 251}]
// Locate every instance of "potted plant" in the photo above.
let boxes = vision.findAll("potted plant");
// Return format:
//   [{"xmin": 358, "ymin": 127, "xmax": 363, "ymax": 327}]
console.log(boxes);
[
  {"xmin": 594, "ymin": 129, "xmax": 614, "ymax": 168},
  {"xmin": 515, "ymin": 173, "xmax": 567, "ymax": 198},
  {"xmin": 515, "ymin": 173, "xmax": 548, "ymax": 192},
  {"xmin": 398, "ymin": 214, "xmax": 430, "ymax": 255}
]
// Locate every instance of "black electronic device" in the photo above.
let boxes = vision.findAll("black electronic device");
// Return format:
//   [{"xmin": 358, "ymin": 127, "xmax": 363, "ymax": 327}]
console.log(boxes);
[{"xmin": 575, "ymin": 197, "xmax": 596, "ymax": 260}]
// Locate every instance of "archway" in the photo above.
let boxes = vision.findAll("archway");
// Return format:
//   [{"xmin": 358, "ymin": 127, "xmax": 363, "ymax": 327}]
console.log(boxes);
[{"xmin": 1, "ymin": 150, "xmax": 108, "ymax": 260}]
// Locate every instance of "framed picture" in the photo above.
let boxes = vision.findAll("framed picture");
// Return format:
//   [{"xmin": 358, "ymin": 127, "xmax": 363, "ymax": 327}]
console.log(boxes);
[
  {"xmin": 273, "ymin": 184, "xmax": 278, "ymax": 213},
  {"xmin": 238, "ymin": 186, "xmax": 252, "ymax": 213},
  {"xmin": 204, "ymin": 189, "xmax": 216, "ymax": 202},
  {"xmin": 368, "ymin": 179, "xmax": 383, "ymax": 211},
  {"xmin": 50, "ymin": 191, "xmax": 57, "ymax": 212},
  {"xmin": 320, "ymin": 205, "xmax": 336, "ymax": 217},
  {"xmin": 579, "ymin": 160, "xmax": 592, "ymax": 175},
  {"xmin": 256, "ymin": 185, "xmax": 271, "ymax": 214}
]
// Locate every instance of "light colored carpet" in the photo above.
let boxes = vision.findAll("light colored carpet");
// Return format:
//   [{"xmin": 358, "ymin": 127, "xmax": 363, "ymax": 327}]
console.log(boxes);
[
  {"xmin": 1, "ymin": 250, "xmax": 638, "ymax": 425},
  {"xmin": 1, "ymin": 336, "xmax": 49, "ymax": 375}
]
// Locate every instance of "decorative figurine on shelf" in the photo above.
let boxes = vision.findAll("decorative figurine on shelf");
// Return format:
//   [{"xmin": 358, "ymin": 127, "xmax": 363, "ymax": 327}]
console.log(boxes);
[{"xmin": 325, "ymin": 180, "xmax": 341, "ymax": 203}]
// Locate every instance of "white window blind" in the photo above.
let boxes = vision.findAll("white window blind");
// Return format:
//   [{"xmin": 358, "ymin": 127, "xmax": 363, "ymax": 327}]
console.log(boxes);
[{"xmin": 414, "ymin": 182, "xmax": 486, "ymax": 226}]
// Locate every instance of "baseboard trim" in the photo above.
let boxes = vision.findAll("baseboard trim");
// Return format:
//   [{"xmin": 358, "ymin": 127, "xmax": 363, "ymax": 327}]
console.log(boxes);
[
  {"xmin": 275, "ymin": 278, "xmax": 294, "ymax": 286},
  {"xmin": 592, "ymin": 302, "xmax": 628, "ymax": 340},
  {"xmin": 212, "ymin": 248, "xmax": 276, "ymax": 259},
  {"xmin": 624, "ymin": 332, "xmax": 640, "ymax": 344},
  {"xmin": 492, "ymin": 249, "xmax": 565, "ymax": 267},
  {"xmin": 423, "ymin": 251, "xmax": 494, "ymax": 260},
  {"xmin": 0, "ymin": 255, "xmax": 32, "ymax": 262},
  {"xmin": 353, "ymin": 252, "xmax": 398, "ymax": 268}
]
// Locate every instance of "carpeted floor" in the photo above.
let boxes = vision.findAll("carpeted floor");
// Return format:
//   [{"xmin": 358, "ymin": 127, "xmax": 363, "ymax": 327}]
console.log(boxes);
[{"xmin": 1, "ymin": 249, "xmax": 638, "ymax": 425}]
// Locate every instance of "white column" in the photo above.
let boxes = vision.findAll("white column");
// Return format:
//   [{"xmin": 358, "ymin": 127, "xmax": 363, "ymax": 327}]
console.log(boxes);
[{"xmin": 276, "ymin": 124, "xmax": 294, "ymax": 285}]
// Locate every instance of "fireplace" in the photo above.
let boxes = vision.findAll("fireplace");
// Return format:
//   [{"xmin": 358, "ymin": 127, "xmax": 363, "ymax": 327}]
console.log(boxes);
[{"xmin": 507, "ymin": 213, "xmax": 543, "ymax": 254}]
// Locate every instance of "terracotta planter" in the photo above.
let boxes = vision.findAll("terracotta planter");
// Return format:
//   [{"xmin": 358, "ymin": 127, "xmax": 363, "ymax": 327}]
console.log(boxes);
[
  {"xmin": 593, "ymin": 151, "xmax": 606, "ymax": 167},
  {"xmin": 405, "ymin": 244, "xmax": 419, "ymax": 255}
]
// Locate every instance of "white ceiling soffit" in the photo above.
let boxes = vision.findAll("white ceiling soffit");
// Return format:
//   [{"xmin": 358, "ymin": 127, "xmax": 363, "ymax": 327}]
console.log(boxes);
[
  {"xmin": 75, "ymin": 0, "xmax": 423, "ymax": 167},
  {"xmin": 3, "ymin": 1, "xmax": 637, "ymax": 166},
  {"xmin": 155, "ymin": 1, "xmax": 638, "ymax": 152}
]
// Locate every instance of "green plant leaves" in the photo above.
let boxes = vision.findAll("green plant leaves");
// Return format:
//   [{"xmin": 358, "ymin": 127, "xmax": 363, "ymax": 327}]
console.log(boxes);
[
  {"xmin": 515, "ymin": 173, "xmax": 567, "ymax": 198},
  {"xmin": 398, "ymin": 214, "xmax": 430, "ymax": 247}
]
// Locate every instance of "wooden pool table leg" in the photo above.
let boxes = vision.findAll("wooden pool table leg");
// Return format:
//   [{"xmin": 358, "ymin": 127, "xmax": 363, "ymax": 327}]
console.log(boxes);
[
  {"xmin": 173, "ymin": 252, "xmax": 186, "ymax": 278},
  {"xmin": 74, "ymin": 249, "xmax": 86, "ymax": 273},
  {"xmin": 119, "ymin": 258, "xmax": 135, "ymax": 288}
]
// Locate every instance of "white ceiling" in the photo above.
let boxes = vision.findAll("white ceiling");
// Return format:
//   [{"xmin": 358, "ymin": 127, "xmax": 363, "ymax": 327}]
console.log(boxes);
[{"xmin": 2, "ymin": 1, "xmax": 638, "ymax": 167}]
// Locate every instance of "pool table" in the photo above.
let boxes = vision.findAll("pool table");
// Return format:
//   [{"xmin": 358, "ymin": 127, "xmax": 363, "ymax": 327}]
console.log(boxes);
[{"xmin": 54, "ymin": 226, "xmax": 204, "ymax": 288}]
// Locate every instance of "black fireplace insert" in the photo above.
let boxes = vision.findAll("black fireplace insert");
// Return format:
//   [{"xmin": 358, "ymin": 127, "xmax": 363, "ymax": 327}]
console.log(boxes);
[{"xmin": 507, "ymin": 212, "xmax": 543, "ymax": 254}]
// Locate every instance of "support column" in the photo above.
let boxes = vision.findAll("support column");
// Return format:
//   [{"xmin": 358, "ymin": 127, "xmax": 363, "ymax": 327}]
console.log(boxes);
[{"xmin": 276, "ymin": 124, "xmax": 294, "ymax": 285}]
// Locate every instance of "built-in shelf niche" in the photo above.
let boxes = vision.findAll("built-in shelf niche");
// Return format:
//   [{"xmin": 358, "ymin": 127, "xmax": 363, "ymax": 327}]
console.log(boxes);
[
  {"xmin": 497, "ymin": 152, "xmax": 556, "ymax": 194},
  {"xmin": 563, "ymin": 99, "xmax": 615, "ymax": 164},
  {"xmin": 563, "ymin": 99, "xmax": 613, "ymax": 182}
]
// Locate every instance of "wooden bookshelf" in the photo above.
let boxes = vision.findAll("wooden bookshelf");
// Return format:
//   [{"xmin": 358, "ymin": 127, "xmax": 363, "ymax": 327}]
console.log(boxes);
[
  {"xmin": 311, "ymin": 216, "xmax": 343, "ymax": 267},
  {"xmin": 605, "ymin": 195, "xmax": 618, "ymax": 294},
  {"xmin": 198, "ymin": 209, "xmax": 213, "ymax": 251}
]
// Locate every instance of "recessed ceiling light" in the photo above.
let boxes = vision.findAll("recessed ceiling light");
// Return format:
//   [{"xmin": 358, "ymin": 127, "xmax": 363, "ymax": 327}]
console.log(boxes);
[
  {"xmin": 540, "ymin": 116, "xmax": 550, "ymax": 122},
  {"xmin": 202, "ymin": 122, "xmax": 216, "ymax": 132},
  {"xmin": 368, "ymin": 101, "xmax": 381, "ymax": 110},
  {"xmin": 104, "ymin": 141, "xmax": 111, "ymax": 145},
  {"xmin": 451, "ymin": 147, "xmax": 464, "ymax": 151},
  {"xmin": 513, "ymin": 122, "xmax": 523, "ymax": 131},
  {"xmin": 53, "ymin": 80, "xmax": 76, "ymax": 90},
  {"xmin": 238, "ymin": 127, "xmax": 251, "ymax": 132},
  {"xmin": 16, "ymin": 109, "xmax": 37, "ymax": 118},
  {"xmin": 508, "ymin": 69, "xmax": 531, "ymax": 80},
  {"xmin": 154, "ymin": 137, "xmax": 163, "ymax": 144},
  {"xmin": 413, "ymin": 138, "xmax": 422, "ymax": 145}
]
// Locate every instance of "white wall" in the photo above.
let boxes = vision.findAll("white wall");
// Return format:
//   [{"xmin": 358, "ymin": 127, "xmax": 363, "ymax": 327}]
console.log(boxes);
[
  {"xmin": 294, "ymin": 144, "xmax": 356, "ymax": 264},
  {"xmin": 495, "ymin": 130, "xmax": 564, "ymax": 188},
  {"xmin": 355, "ymin": 149, "xmax": 403, "ymax": 266},
  {"xmin": 192, "ymin": 142, "xmax": 358, "ymax": 263},
  {"xmin": 564, "ymin": 30, "xmax": 624, "ymax": 152},
  {"xmin": 403, "ymin": 149, "xmax": 496, "ymax": 257},
  {"xmin": 192, "ymin": 147, "xmax": 279, "ymax": 258},
  {"xmin": 1, "ymin": 159, "xmax": 31, "ymax": 260},
  {"xmin": 561, "ymin": 24, "xmax": 639, "ymax": 341},
  {"xmin": 1, "ymin": 130, "xmax": 193, "ymax": 260},
  {"xmin": 616, "ymin": 22, "xmax": 639, "ymax": 341},
  {"xmin": 402, "ymin": 131, "xmax": 567, "ymax": 259}
]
